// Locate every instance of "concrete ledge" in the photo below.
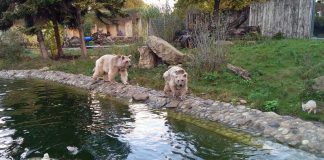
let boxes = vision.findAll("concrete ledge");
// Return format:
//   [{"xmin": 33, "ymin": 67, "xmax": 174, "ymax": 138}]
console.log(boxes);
[{"xmin": 0, "ymin": 69, "xmax": 323, "ymax": 156}]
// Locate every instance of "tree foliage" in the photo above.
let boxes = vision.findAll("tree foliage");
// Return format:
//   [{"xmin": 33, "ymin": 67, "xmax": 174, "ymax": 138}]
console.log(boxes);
[
  {"xmin": 0, "ymin": 0, "xmax": 126, "ymax": 59},
  {"xmin": 124, "ymin": 0, "xmax": 145, "ymax": 9},
  {"xmin": 140, "ymin": 6, "xmax": 161, "ymax": 21},
  {"xmin": 0, "ymin": 31, "xmax": 25, "ymax": 61}
]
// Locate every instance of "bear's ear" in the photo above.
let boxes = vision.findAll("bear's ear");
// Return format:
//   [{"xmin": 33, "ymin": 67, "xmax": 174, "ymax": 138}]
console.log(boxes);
[
  {"xmin": 183, "ymin": 73, "xmax": 187, "ymax": 77},
  {"xmin": 128, "ymin": 55, "xmax": 132, "ymax": 58},
  {"xmin": 176, "ymin": 69, "xmax": 185, "ymax": 75},
  {"xmin": 121, "ymin": 56, "xmax": 125, "ymax": 60}
]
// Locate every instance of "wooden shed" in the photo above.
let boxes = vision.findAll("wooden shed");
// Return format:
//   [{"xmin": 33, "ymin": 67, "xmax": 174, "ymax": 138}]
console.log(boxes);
[{"xmin": 249, "ymin": 0, "xmax": 315, "ymax": 38}]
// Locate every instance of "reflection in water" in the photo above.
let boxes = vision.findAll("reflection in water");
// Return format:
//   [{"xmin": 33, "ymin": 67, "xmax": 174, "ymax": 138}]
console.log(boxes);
[
  {"xmin": 122, "ymin": 104, "xmax": 203, "ymax": 160},
  {"xmin": 0, "ymin": 79, "xmax": 323, "ymax": 160},
  {"xmin": 0, "ymin": 79, "xmax": 132, "ymax": 159}
]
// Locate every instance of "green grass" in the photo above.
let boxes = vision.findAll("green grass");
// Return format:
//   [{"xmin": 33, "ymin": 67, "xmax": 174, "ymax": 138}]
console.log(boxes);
[
  {"xmin": 228, "ymin": 39, "xmax": 324, "ymax": 121},
  {"xmin": 0, "ymin": 39, "xmax": 323, "ymax": 122}
]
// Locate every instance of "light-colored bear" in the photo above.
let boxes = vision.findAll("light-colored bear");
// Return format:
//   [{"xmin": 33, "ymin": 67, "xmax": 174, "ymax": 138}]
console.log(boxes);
[
  {"xmin": 93, "ymin": 54, "xmax": 132, "ymax": 85},
  {"xmin": 302, "ymin": 100, "xmax": 317, "ymax": 114},
  {"xmin": 163, "ymin": 65, "xmax": 188, "ymax": 100}
]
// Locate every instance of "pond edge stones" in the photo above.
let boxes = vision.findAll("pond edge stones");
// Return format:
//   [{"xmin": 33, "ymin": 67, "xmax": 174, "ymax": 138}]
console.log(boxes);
[{"xmin": 0, "ymin": 69, "xmax": 323, "ymax": 156}]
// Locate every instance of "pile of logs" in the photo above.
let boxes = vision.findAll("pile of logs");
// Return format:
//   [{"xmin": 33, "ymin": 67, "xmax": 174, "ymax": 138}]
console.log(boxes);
[{"xmin": 91, "ymin": 31, "xmax": 114, "ymax": 45}]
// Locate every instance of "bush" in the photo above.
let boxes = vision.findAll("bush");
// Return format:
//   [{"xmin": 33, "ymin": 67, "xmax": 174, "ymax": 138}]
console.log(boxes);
[
  {"xmin": 272, "ymin": 32, "xmax": 285, "ymax": 40},
  {"xmin": 84, "ymin": 23, "xmax": 92, "ymax": 37},
  {"xmin": 202, "ymin": 72, "xmax": 219, "ymax": 82},
  {"xmin": 86, "ymin": 41, "xmax": 95, "ymax": 46},
  {"xmin": 242, "ymin": 32, "xmax": 263, "ymax": 41},
  {"xmin": 300, "ymin": 79, "xmax": 324, "ymax": 104},
  {"xmin": 188, "ymin": 14, "xmax": 229, "ymax": 76},
  {"xmin": 0, "ymin": 31, "xmax": 25, "ymax": 61},
  {"xmin": 263, "ymin": 100, "xmax": 279, "ymax": 112}
]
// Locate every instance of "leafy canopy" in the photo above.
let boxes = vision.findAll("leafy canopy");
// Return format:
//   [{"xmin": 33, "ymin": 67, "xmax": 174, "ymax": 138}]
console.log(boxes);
[{"xmin": 124, "ymin": 0, "xmax": 145, "ymax": 9}]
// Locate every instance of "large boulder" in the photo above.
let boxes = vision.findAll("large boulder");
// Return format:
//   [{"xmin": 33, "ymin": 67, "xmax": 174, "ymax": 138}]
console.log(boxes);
[
  {"xmin": 146, "ymin": 36, "xmax": 185, "ymax": 65},
  {"xmin": 138, "ymin": 46, "xmax": 158, "ymax": 69},
  {"xmin": 313, "ymin": 76, "xmax": 324, "ymax": 91}
]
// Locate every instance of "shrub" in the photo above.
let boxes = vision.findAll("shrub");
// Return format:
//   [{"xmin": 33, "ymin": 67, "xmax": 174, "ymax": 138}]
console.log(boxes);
[
  {"xmin": 263, "ymin": 100, "xmax": 279, "ymax": 112},
  {"xmin": 86, "ymin": 41, "xmax": 95, "ymax": 46},
  {"xmin": 300, "ymin": 79, "xmax": 324, "ymax": 103},
  {"xmin": 239, "ymin": 79, "xmax": 254, "ymax": 87},
  {"xmin": 242, "ymin": 32, "xmax": 263, "ymax": 41},
  {"xmin": 248, "ymin": 90, "xmax": 269, "ymax": 101},
  {"xmin": 202, "ymin": 72, "xmax": 219, "ymax": 82},
  {"xmin": 84, "ymin": 23, "xmax": 92, "ymax": 37},
  {"xmin": 188, "ymin": 14, "xmax": 229, "ymax": 76},
  {"xmin": 272, "ymin": 32, "xmax": 285, "ymax": 40},
  {"xmin": 0, "ymin": 31, "xmax": 25, "ymax": 61}
]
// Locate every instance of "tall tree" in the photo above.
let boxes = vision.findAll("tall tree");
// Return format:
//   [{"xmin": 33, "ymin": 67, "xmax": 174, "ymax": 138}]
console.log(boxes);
[
  {"xmin": 1, "ymin": 0, "xmax": 126, "ymax": 59},
  {"xmin": 0, "ymin": 1, "xmax": 52, "ymax": 59},
  {"xmin": 25, "ymin": 16, "xmax": 50, "ymax": 60},
  {"xmin": 0, "ymin": 1, "xmax": 13, "ymax": 31},
  {"xmin": 63, "ymin": 0, "xmax": 126, "ymax": 58},
  {"xmin": 21, "ymin": 0, "xmax": 66, "ymax": 59},
  {"xmin": 214, "ymin": 0, "xmax": 221, "ymax": 15},
  {"xmin": 52, "ymin": 18, "xmax": 64, "ymax": 58}
]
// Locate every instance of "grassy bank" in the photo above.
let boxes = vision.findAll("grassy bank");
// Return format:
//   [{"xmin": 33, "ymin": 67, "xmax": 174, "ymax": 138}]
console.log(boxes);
[{"xmin": 0, "ymin": 39, "xmax": 323, "ymax": 122}]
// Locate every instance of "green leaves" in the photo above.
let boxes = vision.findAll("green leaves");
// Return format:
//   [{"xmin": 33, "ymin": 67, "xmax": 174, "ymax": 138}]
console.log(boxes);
[
  {"xmin": 263, "ymin": 100, "xmax": 279, "ymax": 112},
  {"xmin": 139, "ymin": 6, "xmax": 161, "ymax": 20}
]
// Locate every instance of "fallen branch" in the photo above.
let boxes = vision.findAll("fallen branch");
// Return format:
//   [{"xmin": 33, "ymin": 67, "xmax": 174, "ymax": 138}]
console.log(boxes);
[{"xmin": 227, "ymin": 63, "xmax": 251, "ymax": 80}]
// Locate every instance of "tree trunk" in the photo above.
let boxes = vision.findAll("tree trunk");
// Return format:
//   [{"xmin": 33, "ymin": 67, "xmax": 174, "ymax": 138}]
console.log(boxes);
[
  {"xmin": 36, "ymin": 30, "xmax": 49, "ymax": 60},
  {"xmin": 228, "ymin": 7, "xmax": 250, "ymax": 29},
  {"xmin": 213, "ymin": 0, "xmax": 221, "ymax": 15},
  {"xmin": 147, "ymin": 18, "xmax": 150, "ymax": 36},
  {"xmin": 76, "ymin": 8, "xmax": 88, "ymax": 58},
  {"xmin": 227, "ymin": 63, "xmax": 251, "ymax": 80},
  {"xmin": 52, "ymin": 20, "xmax": 64, "ymax": 58}
]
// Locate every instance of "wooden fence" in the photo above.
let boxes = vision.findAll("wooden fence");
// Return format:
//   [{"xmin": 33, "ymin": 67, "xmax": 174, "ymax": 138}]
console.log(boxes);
[{"xmin": 249, "ymin": 0, "xmax": 314, "ymax": 38}]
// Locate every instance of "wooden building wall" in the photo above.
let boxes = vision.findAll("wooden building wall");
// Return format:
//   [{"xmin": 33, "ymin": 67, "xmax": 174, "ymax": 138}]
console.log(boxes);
[{"xmin": 249, "ymin": 0, "xmax": 314, "ymax": 38}]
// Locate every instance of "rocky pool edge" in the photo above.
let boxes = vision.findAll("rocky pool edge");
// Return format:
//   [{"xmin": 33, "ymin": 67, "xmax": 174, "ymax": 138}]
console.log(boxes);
[{"xmin": 0, "ymin": 69, "xmax": 323, "ymax": 156}]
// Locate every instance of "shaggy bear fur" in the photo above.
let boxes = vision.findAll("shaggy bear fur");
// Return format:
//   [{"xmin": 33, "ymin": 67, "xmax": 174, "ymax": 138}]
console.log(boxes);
[
  {"xmin": 163, "ymin": 65, "xmax": 188, "ymax": 100},
  {"xmin": 93, "ymin": 54, "xmax": 132, "ymax": 84}
]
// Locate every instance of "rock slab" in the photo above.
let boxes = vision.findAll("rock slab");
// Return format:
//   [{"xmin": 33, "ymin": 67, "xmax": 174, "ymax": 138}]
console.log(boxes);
[
  {"xmin": 146, "ymin": 36, "xmax": 185, "ymax": 65},
  {"xmin": 132, "ymin": 93, "xmax": 149, "ymax": 102},
  {"xmin": 138, "ymin": 46, "xmax": 158, "ymax": 69}
]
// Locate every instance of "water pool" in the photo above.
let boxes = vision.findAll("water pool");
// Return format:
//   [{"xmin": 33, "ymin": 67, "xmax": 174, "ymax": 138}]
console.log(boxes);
[{"xmin": 0, "ymin": 79, "xmax": 322, "ymax": 160}]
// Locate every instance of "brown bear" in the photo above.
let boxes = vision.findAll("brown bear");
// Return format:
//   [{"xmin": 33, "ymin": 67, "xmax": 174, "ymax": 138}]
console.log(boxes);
[
  {"xmin": 93, "ymin": 54, "xmax": 132, "ymax": 84},
  {"xmin": 163, "ymin": 65, "xmax": 188, "ymax": 100}
]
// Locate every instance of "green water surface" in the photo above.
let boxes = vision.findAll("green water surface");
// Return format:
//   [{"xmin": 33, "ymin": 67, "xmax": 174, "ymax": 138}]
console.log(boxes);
[{"xmin": 0, "ymin": 79, "xmax": 322, "ymax": 160}]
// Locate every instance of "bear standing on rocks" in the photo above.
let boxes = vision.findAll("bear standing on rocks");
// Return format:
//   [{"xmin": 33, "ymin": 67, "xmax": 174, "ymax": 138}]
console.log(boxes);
[
  {"xmin": 93, "ymin": 54, "xmax": 132, "ymax": 85},
  {"xmin": 163, "ymin": 65, "xmax": 188, "ymax": 100}
]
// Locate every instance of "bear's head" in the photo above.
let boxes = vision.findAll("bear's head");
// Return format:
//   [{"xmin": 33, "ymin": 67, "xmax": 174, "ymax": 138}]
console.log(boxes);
[
  {"xmin": 117, "ymin": 55, "xmax": 132, "ymax": 69},
  {"xmin": 174, "ymin": 70, "xmax": 187, "ymax": 88}
]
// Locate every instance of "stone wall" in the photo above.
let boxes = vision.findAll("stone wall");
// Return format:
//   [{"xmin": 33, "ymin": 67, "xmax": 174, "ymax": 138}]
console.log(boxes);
[{"xmin": 0, "ymin": 70, "xmax": 323, "ymax": 156}]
